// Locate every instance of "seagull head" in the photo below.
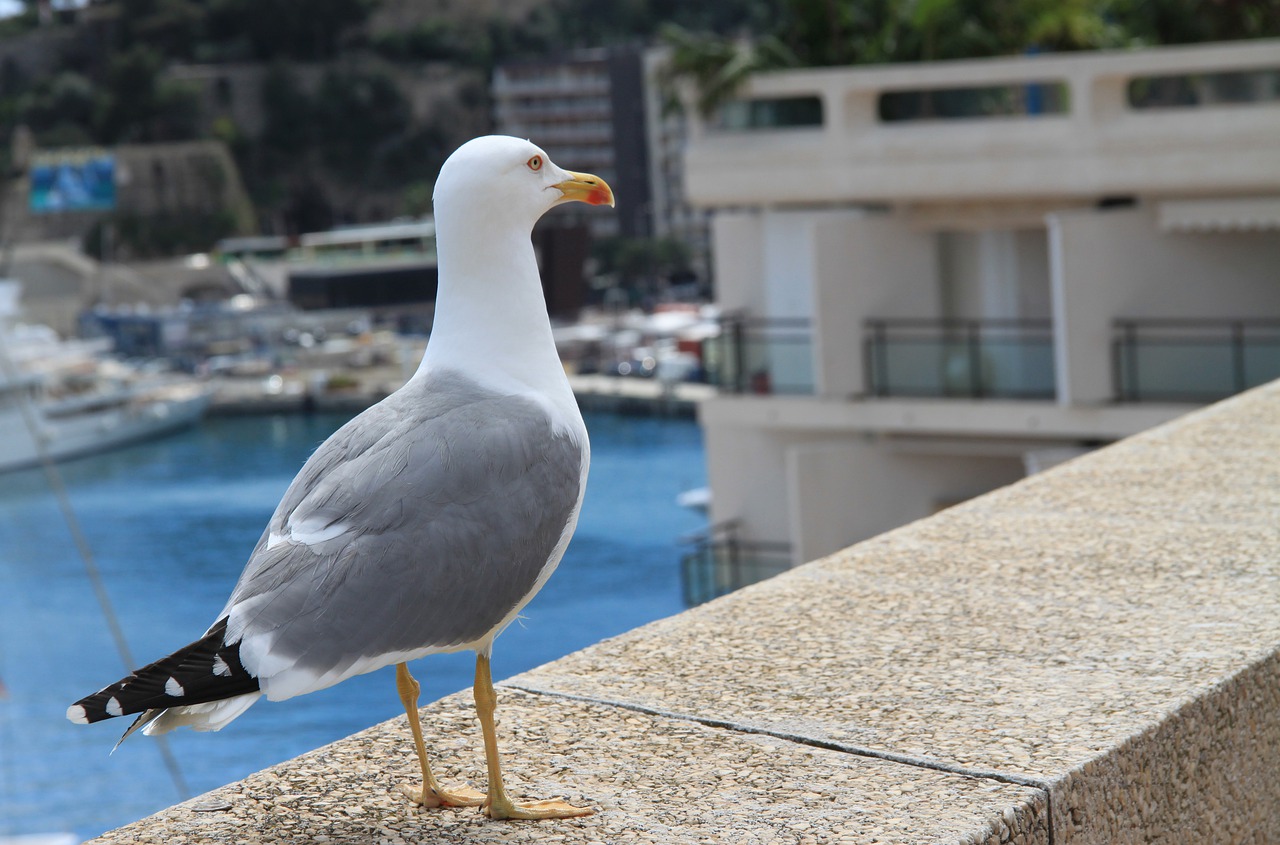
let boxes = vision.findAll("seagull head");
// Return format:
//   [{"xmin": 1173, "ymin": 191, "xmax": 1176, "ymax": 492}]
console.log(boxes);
[{"xmin": 433, "ymin": 135, "xmax": 614, "ymax": 233}]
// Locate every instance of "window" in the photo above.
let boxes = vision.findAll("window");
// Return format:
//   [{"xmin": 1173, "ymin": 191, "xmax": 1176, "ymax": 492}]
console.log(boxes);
[
  {"xmin": 1128, "ymin": 68, "xmax": 1280, "ymax": 110},
  {"xmin": 716, "ymin": 96, "xmax": 823, "ymax": 130},
  {"xmin": 878, "ymin": 82, "xmax": 1069, "ymax": 122},
  {"xmin": 215, "ymin": 76, "xmax": 233, "ymax": 107}
]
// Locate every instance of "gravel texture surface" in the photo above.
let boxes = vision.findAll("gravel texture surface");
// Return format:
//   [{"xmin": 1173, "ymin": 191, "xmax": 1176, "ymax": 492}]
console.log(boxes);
[{"xmin": 88, "ymin": 382, "xmax": 1280, "ymax": 844}]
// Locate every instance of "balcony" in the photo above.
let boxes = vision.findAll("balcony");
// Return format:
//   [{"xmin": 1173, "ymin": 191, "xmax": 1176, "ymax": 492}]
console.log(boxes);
[
  {"xmin": 490, "ymin": 73, "xmax": 609, "ymax": 99},
  {"xmin": 706, "ymin": 314, "xmax": 814, "ymax": 395},
  {"xmin": 1113, "ymin": 319, "xmax": 1280, "ymax": 402},
  {"xmin": 706, "ymin": 313, "xmax": 1280, "ymax": 405},
  {"xmin": 679, "ymin": 520, "xmax": 791, "ymax": 606},
  {"xmin": 864, "ymin": 319, "xmax": 1056, "ymax": 399}
]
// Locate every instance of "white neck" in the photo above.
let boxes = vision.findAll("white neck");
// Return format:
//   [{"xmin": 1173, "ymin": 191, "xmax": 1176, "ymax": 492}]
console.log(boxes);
[{"xmin": 417, "ymin": 211, "xmax": 574, "ymax": 411}]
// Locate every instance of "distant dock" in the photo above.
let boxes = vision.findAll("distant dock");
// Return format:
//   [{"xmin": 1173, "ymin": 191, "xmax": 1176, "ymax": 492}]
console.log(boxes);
[
  {"xmin": 567, "ymin": 374, "xmax": 714, "ymax": 417},
  {"xmin": 208, "ymin": 371, "xmax": 713, "ymax": 418}
]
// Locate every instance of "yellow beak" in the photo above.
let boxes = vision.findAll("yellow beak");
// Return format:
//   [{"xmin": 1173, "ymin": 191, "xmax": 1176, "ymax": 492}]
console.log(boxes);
[{"xmin": 554, "ymin": 171, "xmax": 615, "ymax": 207}]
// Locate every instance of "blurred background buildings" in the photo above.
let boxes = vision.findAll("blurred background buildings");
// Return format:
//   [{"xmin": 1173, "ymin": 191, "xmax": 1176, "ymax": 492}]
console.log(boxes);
[
  {"xmin": 2, "ymin": 4, "xmax": 1280, "ymax": 835},
  {"xmin": 682, "ymin": 39, "xmax": 1280, "ymax": 579},
  {"xmin": 0, "ymin": 0, "xmax": 1276, "ymax": 588}
]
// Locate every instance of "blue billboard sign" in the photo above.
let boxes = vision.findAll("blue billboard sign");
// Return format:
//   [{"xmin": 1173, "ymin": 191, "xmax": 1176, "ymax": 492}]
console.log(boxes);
[{"xmin": 29, "ymin": 150, "xmax": 117, "ymax": 213}]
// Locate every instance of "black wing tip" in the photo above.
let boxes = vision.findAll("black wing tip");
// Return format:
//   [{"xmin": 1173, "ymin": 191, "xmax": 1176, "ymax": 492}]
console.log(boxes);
[{"xmin": 67, "ymin": 617, "xmax": 259, "ymax": 725}]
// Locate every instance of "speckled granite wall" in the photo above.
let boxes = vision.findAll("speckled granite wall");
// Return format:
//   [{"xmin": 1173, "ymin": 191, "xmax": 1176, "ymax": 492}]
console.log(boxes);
[
  {"xmin": 1050, "ymin": 649, "xmax": 1280, "ymax": 844},
  {"xmin": 86, "ymin": 381, "xmax": 1280, "ymax": 844}
]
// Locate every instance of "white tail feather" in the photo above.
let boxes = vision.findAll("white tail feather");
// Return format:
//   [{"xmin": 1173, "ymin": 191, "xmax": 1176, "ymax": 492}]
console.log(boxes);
[{"xmin": 141, "ymin": 692, "xmax": 263, "ymax": 735}]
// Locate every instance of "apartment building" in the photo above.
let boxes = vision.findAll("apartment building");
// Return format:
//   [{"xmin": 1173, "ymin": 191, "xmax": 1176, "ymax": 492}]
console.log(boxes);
[
  {"xmin": 493, "ymin": 46, "xmax": 710, "ymax": 279},
  {"xmin": 683, "ymin": 39, "xmax": 1280, "ymax": 587},
  {"xmin": 493, "ymin": 47, "xmax": 648, "ymax": 240},
  {"xmin": 641, "ymin": 48, "xmax": 712, "ymax": 283}
]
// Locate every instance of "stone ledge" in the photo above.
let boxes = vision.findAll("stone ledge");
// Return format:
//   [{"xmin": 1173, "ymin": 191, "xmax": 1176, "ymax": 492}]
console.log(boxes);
[
  {"xmin": 87, "ymin": 690, "xmax": 1048, "ymax": 845},
  {"xmin": 87, "ymin": 381, "xmax": 1280, "ymax": 844}
]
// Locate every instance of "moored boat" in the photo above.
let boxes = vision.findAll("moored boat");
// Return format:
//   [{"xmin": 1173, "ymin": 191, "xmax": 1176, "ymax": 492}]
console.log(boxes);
[{"xmin": 0, "ymin": 281, "xmax": 211, "ymax": 475}]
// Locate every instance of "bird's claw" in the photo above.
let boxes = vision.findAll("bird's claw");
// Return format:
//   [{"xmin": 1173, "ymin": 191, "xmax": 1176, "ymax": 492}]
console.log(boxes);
[
  {"xmin": 402, "ymin": 782, "xmax": 486, "ymax": 808},
  {"xmin": 483, "ymin": 796, "xmax": 593, "ymax": 820}
]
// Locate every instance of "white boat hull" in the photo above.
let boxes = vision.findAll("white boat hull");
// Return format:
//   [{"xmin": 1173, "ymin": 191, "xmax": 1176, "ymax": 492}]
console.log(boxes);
[{"xmin": 0, "ymin": 385, "xmax": 211, "ymax": 474}]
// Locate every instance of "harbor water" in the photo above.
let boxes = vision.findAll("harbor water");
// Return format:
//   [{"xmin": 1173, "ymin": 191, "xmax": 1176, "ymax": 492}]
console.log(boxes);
[{"xmin": 0, "ymin": 410, "xmax": 706, "ymax": 840}]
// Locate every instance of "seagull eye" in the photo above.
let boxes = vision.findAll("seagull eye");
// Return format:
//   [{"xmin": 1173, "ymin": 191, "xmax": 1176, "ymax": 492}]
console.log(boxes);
[{"xmin": 527, "ymin": 155, "xmax": 543, "ymax": 172}]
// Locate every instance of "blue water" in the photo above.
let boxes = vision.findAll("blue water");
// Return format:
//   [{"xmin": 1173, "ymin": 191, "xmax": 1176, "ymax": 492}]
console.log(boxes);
[{"xmin": 0, "ymin": 411, "xmax": 706, "ymax": 840}]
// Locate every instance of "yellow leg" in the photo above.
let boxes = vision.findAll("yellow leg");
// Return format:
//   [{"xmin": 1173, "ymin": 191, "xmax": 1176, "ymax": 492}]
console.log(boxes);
[
  {"xmin": 395, "ymin": 662, "xmax": 485, "ymax": 808},
  {"xmin": 473, "ymin": 652, "xmax": 593, "ymax": 820}
]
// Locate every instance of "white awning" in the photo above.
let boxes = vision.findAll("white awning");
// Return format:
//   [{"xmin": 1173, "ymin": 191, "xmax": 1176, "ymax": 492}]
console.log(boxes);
[{"xmin": 1158, "ymin": 197, "xmax": 1280, "ymax": 232}]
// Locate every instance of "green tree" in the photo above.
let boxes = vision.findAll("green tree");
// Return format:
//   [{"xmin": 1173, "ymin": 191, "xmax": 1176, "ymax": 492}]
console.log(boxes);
[
  {"xmin": 312, "ymin": 68, "xmax": 410, "ymax": 180},
  {"xmin": 660, "ymin": 0, "xmax": 1279, "ymax": 112},
  {"xmin": 596, "ymin": 236, "xmax": 694, "ymax": 293},
  {"xmin": 373, "ymin": 122, "xmax": 452, "ymax": 191},
  {"xmin": 659, "ymin": 25, "xmax": 798, "ymax": 116},
  {"xmin": 92, "ymin": 46, "xmax": 200, "ymax": 143},
  {"xmin": 1020, "ymin": 0, "xmax": 1125, "ymax": 51},
  {"xmin": 0, "ymin": 3, "xmax": 38, "ymax": 38},
  {"xmin": 402, "ymin": 181, "xmax": 433, "ymax": 218},
  {"xmin": 204, "ymin": 0, "xmax": 376, "ymax": 61},
  {"xmin": 17, "ymin": 71, "xmax": 97, "ymax": 142},
  {"xmin": 1108, "ymin": 0, "xmax": 1280, "ymax": 44},
  {"xmin": 259, "ymin": 63, "xmax": 314, "ymax": 157},
  {"xmin": 115, "ymin": 0, "xmax": 207, "ymax": 60}
]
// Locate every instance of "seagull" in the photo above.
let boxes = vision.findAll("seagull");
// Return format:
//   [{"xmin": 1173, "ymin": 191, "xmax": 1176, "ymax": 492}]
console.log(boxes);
[{"xmin": 67, "ymin": 135, "xmax": 614, "ymax": 821}]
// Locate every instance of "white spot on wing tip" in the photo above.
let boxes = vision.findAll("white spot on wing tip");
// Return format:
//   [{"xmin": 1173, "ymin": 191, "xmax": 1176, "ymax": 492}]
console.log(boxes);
[
  {"xmin": 106, "ymin": 697, "xmax": 123, "ymax": 717},
  {"xmin": 165, "ymin": 677, "xmax": 185, "ymax": 697},
  {"xmin": 67, "ymin": 704, "xmax": 89, "ymax": 724},
  {"xmin": 212, "ymin": 655, "xmax": 231, "ymax": 677}
]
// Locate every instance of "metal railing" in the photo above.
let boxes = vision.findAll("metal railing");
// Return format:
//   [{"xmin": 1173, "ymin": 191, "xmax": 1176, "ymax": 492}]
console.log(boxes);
[
  {"xmin": 706, "ymin": 314, "xmax": 814, "ymax": 395},
  {"xmin": 864, "ymin": 318, "xmax": 1056, "ymax": 399},
  {"xmin": 679, "ymin": 520, "xmax": 792, "ymax": 607},
  {"xmin": 1113, "ymin": 319, "xmax": 1280, "ymax": 402}
]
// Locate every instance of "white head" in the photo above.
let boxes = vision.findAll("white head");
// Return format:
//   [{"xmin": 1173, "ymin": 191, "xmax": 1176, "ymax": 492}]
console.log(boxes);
[
  {"xmin": 432, "ymin": 135, "xmax": 614, "ymax": 237},
  {"xmin": 420, "ymin": 136, "xmax": 615, "ymax": 395}
]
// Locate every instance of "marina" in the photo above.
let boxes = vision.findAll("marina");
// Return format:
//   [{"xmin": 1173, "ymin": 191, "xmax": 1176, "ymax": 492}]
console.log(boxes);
[
  {"xmin": 0, "ymin": 282, "xmax": 212, "ymax": 475},
  {"xmin": 0, "ymin": 408, "xmax": 706, "ymax": 841},
  {"xmin": 0, "ymin": 2, "xmax": 1269, "ymax": 838}
]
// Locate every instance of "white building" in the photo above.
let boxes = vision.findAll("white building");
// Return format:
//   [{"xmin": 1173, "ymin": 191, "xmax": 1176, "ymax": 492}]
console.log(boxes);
[
  {"xmin": 642, "ymin": 47, "xmax": 712, "ymax": 283},
  {"xmin": 684, "ymin": 39, "xmax": 1280, "ymax": 583}
]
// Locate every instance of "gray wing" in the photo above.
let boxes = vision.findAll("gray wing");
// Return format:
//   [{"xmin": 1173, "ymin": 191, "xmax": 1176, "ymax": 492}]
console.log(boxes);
[{"xmin": 221, "ymin": 370, "xmax": 585, "ymax": 689}]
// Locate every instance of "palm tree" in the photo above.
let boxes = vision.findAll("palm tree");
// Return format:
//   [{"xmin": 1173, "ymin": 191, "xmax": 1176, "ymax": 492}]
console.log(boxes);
[
  {"xmin": 658, "ymin": 24, "xmax": 799, "ymax": 117},
  {"xmin": 659, "ymin": 0, "xmax": 1278, "ymax": 119}
]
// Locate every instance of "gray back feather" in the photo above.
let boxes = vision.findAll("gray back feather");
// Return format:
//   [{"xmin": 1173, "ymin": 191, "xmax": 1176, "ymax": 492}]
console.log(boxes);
[{"xmin": 223, "ymin": 369, "xmax": 585, "ymax": 677}]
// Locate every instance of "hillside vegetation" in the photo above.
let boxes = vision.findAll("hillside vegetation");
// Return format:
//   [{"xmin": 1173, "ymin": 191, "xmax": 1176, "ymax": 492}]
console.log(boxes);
[{"xmin": 0, "ymin": 0, "xmax": 1272, "ymax": 250}]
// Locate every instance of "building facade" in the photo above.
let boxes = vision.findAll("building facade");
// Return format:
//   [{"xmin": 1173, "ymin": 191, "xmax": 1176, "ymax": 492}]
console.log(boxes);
[
  {"xmin": 493, "ymin": 48, "xmax": 645, "ymax": 240},
  {"xmin": 684, "ymin": 39, "xmax": 1280, "ymax": 575},
  {"xmin": 493, "ymin": 45, "xmax": 710, "ymax": 278},
  {"xmin": 642, "ymin": 47, "xmax": 712, "ymax": 285}
]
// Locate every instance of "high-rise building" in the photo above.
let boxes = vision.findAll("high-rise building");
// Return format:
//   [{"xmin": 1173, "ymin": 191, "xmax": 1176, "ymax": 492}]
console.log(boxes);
[{"xmin": 494, "ymin": 48, "xmax": 642, "ymax": 240}]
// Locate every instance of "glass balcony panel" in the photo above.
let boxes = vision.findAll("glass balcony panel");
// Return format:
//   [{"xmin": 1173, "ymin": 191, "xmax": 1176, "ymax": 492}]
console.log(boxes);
[
  {"xmin": 866, "ymin": 320, "xmax": 1055, "ymax": 399},
  {"xmin": 745, "ymin": 333, "xmax": 814, "ymax": 394},
  {"xmin": 982, "ymin": 338, "xmax": 1056, "ymax": 397},
  {"xmin": 710, "ymin": 317, "xmax": 814, "ymax": 395},
  {"xmin": 680, "ymin": 530, "xmax": 792, "ymax": 606},
  {"xmin": 1244, "ymin": 342, "xmax": 1280, "ymax": 389},
  {"xmin": 1113, "ymin": 321, "xmax": 1280, "ymax": 402},
  {"xmin": 1127, "ymin": 342, "xmax": 1234, "ymax": 400},
  {"xmin": 872, "ymin": 338, "xmax": 966, "ymax": 396}
]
